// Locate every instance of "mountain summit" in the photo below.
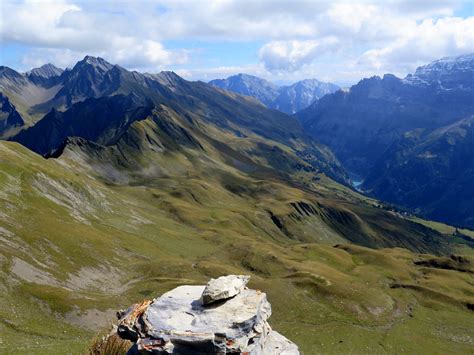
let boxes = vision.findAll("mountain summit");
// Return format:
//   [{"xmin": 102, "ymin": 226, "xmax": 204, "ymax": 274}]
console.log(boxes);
[
  {"xmin": 210, "ymin": 74, "xmax": 339, "ymax": 114},
  {"xmin": 209, "ymin": 74, "xmax": 280, "ymax": 107},
  {"xmin": 27, "ymin": 63, "xmax": 63, "ymax": 79}
]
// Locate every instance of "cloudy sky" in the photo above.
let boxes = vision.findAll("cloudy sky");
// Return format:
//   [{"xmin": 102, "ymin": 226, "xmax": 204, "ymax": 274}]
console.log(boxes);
[{"xmin": 1, "ymin": 0, "xmax": 473, "ymax": 86}]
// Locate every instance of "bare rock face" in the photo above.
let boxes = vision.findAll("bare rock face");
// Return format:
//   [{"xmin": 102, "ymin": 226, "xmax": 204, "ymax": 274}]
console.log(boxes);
[
  {"xmin": 117, "ymin": 275, "xmax": 299, "ymax": 354},
  {"xmin": 201, "ymin": 274, "xmax": 250, "ymax": 305}
]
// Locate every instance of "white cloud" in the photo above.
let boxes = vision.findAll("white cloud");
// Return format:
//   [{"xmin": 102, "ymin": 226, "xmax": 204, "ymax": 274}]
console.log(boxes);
[
  {"xmin": 259, "ymin": 38, "xmax": 339, "ymax": 72},
  {"xmin": 358, "ymin": 17, "xmax": 474, "ymax": 74},
  {"xmin": 1, "ymin": 0, "xmax": 186, "ymax": 71},
  {"xmin": 255, "ymin": 2, "xmax": 473, "ymax": 81},
  {"xmin": 1, "ymin": 0, "xmax": 472, "ymax": 84}
]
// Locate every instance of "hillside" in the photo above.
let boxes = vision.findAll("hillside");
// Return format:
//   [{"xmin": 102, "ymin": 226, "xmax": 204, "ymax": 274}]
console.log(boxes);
[{"xmin": 0, "ymin": 140, "xmax": 473, "ymax": 353}]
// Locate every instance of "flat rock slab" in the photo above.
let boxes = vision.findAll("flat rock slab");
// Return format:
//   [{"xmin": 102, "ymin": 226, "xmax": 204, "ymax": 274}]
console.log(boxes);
[
  {"xmin": 116, "ymin": 275, "xmax": 300, "ymax": 354},
  {"xmin": 201, "ymin": 274, "xmax": 250, "ymax": 305},
  {"xmin": 143, "ymin": 285, "xmax": 271, "ymax": 352}
]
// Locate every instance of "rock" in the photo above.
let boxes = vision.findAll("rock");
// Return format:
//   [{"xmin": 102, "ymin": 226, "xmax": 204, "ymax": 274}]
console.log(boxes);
[
  {"xmin": 201, "ymin": 274, "xmax": 250, "ymax": 305},
  {"xmin": 116, "ymin": 275, "xmax": 299, "ymax": 354},
  {"xmin": 263, "ymin": 331, "xmax": 300, "ymax": 354},
  {"xmin": 117, "ymin": 300, "xmax": 152, "ymax": 342}
]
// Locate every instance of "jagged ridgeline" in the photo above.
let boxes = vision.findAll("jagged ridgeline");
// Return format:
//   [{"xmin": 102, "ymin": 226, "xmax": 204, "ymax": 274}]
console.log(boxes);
[{"xmin": 0, "ymin": 56, "xmax": 473, "ymax": 353}]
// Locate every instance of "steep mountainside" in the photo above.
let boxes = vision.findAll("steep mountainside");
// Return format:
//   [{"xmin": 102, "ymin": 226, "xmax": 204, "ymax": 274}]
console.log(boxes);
[
  {"xmin": 13, "ymin": 94, "xmax": 153, "ymax": 155},
  {"xmin": 8, "ymin": 57, "xmax": 347, "ymax": 183},
  {"xmin": 363, "ymin": 116, "xmax": 474, "ymax": 228},
  {"xmin": 0, "ymin": 93, "xmax": 24, "ymax": 138},
  {"xmin": 209, "ymin": 74, "xmax": 339, "ymax": 114},
  {"xmin": 297, "ymin": 53, "xmax": 474, "ymax": 227},
  {"xmin": 0, "ymin": 65, "xmax": 63, "ymax": 126}
]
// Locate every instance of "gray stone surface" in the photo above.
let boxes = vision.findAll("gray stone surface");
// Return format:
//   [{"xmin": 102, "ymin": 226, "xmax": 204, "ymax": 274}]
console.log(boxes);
[
  {"xmin": 263, "ymin": 330, "xmax": 300, "ymax": 355},
  {"xmin": 116, "ymin": 275, "xmax": 299, "ymax": 354},
  {"xmin": 201, "ymin": 274, "xmax": 250, "ymax": 305}
]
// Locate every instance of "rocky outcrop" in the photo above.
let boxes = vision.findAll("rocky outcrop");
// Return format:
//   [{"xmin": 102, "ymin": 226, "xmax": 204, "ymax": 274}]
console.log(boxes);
[{"xmin": 117, "ymin": 275, "xmax": 299, "ymax": 354}]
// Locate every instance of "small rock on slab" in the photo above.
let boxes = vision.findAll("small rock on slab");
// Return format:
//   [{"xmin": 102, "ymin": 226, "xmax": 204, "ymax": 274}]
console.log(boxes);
[{"xmin": 201, "ymin": 274, "xmax": 250, "ymax": 305}]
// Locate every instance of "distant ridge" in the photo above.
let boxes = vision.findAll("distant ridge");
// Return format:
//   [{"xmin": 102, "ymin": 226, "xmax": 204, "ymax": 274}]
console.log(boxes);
[
  {"xmin": 296, "ymin": 53, "xmax": 474, "ymax": 228},
  {"xmin": 209, "ymin": 73, "xmax": 339, "ymax": 114}
]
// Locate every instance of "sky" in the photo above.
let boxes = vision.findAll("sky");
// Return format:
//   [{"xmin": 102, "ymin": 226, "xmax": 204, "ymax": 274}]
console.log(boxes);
[{"xmin": 1, "ymin": 0, "xmax": 473, "ymax": 86}]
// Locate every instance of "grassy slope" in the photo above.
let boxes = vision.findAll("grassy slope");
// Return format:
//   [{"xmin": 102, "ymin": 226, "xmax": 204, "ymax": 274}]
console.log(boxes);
[{"xmin": 0, "ymin": 141, "xmax": 473, "ymax": 354}]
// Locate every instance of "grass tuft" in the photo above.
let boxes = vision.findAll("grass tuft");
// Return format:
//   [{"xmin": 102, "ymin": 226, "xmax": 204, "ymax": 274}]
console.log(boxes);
[{"xmin": 88, "ymin": 332, "xmax": 131, "ymax": 355}]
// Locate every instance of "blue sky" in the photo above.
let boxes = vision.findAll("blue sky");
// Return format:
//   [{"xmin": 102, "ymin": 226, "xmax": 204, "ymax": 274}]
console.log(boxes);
[{"xmin": 1, "ymin": 0, "xmax": 473, "ymax": 86}]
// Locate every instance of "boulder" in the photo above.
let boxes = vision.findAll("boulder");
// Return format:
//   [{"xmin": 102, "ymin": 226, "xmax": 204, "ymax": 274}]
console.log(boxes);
[
  {"xmin": 201, "ymin": 274, "xmax": 250, "ymax": 305},
  {"xmin": 116, "ymin": 275, "xmax": 299, "ymax": 354}
]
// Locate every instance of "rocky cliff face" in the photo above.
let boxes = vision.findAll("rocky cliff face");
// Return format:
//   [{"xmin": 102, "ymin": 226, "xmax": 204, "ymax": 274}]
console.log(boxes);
[
  {"xmin": 0, "ymin": 93, "xmax": 24, "ymax": 137},
  {"xmin": 116, "ymin": 275, "xmax": 299, "ymax": 354}
]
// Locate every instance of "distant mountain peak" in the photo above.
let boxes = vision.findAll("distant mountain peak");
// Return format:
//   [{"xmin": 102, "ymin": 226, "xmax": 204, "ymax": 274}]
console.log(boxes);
[
  {"xmin": 74, "ymin": 55, "xmax": 114, "ymax": 72},
  {"xmin": 0, "ymin": 66, "xmax": 23, "ymax": 80},
  {"xmin": 157, "ymin": 70, "xmax": 181, "ymax": 80},
  {"xmin": 27, "ymin": 63, "xmax": 64, "ymax": 79},
  {"xmin": 83, "ymin": 55, "xmax": 107, "ymax": 64},
  {"xmin": 210, "ymin": 74, "xmax": 339, "ymax": 114},
  {"xmin": 408, "ymin": 52, "xmax": 474, "ymax": 89}
]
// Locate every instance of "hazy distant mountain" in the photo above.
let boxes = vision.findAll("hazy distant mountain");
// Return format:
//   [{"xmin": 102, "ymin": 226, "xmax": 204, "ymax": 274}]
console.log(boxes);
[
  {"xmin": 407, "ymin": 53, "xmax": 474, "ymax": 89},
  {"xmin": 209, "ymin": 74, "xmax": 339, "ymax": 114},
  {"xmin": 209, "ymin": 74, "xmax": 280, "ymax": 107},
  {"xmin": 297, "ymin": 53, "xmax": 474, "ymax": 227},
  {"xmin": 273, "ymin": 79, "xmax": 340, "ymax": 114}
]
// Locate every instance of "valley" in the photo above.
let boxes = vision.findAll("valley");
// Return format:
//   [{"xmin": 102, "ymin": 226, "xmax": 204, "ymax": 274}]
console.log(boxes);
[
  {"xmin": 296, "ymin": 54, "xmax": 474, "ymax": 229},
  {"xmin": 0, "ymin": 55, "xmax": 473, "ymax": 354}
]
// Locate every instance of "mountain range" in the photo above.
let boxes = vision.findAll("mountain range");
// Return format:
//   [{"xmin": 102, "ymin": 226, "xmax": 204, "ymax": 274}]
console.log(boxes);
[
  {"xmin": 0, "ymin": 55, "xmax": 473, "ymax": 353},
  {"xmin": 1, "ymin": 56, "xmax": 346, "ymax": 183},
  {"xmin": 297, "ymin": 53, "xmax": 474, "ymax": 228},
  {"xmin": 209, "ymin": 74, "xmax": 339, "ymax": 114}
]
